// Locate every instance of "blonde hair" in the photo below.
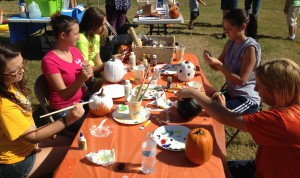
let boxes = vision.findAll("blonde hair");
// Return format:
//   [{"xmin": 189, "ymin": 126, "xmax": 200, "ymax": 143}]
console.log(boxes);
[{"xmin": 256, "ymin": 58, "xmax": 300, "ymax": 108}]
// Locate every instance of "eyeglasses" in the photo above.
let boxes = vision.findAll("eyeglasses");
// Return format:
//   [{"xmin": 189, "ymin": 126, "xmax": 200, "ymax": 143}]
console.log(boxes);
[{"xmin": 1, "ymin": 64, "xmax": 25, "ymax": 78}]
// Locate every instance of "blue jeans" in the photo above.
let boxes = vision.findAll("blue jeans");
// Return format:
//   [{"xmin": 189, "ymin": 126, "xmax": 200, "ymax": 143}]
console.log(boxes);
[
  {"xmin": 228, "ymin": 160, "xmax": 256, "ymax": 178},
  {"xmin": 244, "ymin": 0, "xmax": 260, "ymax": 16},
  {"xmin": 0, "ymin": 151, "xmax": 36, "ymax": 178}
]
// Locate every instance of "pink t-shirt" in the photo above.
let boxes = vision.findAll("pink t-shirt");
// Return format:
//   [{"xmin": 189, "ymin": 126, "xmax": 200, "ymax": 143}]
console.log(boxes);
[
  {"xmin": 244, "ymin": 106, "xmax": 300, "ymax": 178},
  {"xmin": 42, "ymin": 47, "xmax": 87, "ymax": 110}
]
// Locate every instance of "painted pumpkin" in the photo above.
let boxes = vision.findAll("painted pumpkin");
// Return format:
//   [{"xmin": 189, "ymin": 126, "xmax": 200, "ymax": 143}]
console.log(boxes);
[
  {"xmin": 104, "ymin": 58, "xmax": 125, "ymax": 83},
  {"xmin": 89, "ymin": 88, "xmax": 113, "ymax": 116},
  {"xmin": 176, "ymin": 98, "xmax": 202, "ymax": 120},
  {"xmin": 185, "ymin": 128, "xmax": 213, "ymax": 165},
  {"xmin": 177, "ymin": 60, "xmax": 196, "ymax": 81},
  {"xmin": 169, "ymin": 4, "xmax": 181, "ymax": 19}
]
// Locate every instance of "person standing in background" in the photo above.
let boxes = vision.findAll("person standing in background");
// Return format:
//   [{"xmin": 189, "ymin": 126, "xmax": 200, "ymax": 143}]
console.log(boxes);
[
  {"xmin": 188, "ymin": 0, "xmax": 206, "ymax": 30},
  {"xmin": 284, "ymin": 0, "xmax": 300, "ymax": 41},
  {"xmin": 244, "ymin": 0, "xmax": 261, "ymax": 17},
  {"xmin": 105, "ymin": 0, "xmax": 131, "ymax": 34},
  {"xmin": 220, "ymin": 0, "xmax": 238, "ymax": 38}
]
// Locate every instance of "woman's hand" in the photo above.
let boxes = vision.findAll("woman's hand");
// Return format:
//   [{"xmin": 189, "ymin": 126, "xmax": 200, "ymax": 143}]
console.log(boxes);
[
  {"xmin": 113, "ymin": 54, "xmax": 125, "ymax": 61},
  {"xmin": 175, "ymin": 88, "xmax": 198, "ymax": 100},
  {"xmin": 212, "ymin": 91, "xmax": 226, "ymax": 107},
  {"xmin": 80, "ymin": 62, "xmax": 93, "ymax": 81},
  {"xmin": 203, "ymin": 52, "xmax": 222, "ymax": 71},
  {"xmin": 65, "ymin": 103, "xmax": 85, "ymax": 126}
]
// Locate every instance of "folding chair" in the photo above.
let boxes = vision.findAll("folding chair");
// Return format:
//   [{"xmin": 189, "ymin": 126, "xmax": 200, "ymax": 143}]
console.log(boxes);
[
  {"xmin": 34, "ymin": 74, "xmax": 54, "ymax": 123},
  {"xmin": 34, "ymin": 74, "xmax": 76, "ymax": 138}
]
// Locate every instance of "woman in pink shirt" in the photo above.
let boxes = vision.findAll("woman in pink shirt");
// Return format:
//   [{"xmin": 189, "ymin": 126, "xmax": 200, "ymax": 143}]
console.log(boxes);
[{"xmin": 42, "ymin": 12, "xmax": 95, "ymax": 133}]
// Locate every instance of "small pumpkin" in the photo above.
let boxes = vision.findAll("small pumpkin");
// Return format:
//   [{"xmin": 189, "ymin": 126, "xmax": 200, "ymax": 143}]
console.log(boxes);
[
  {"xmin": 169, "ymin": 4, "xmax": 181, "ymax": 19},
  {"xmin": 177, "ymin": 60, "xmax": 196, "ymax": 82},
  {"xmin": 89, "ymin": 88, "xmax": 113, "ymax": 116},
  {"xmin": 104, "ymin": 58, "xmax": 125, "ymax": 83},
  {"xmin": 185, "ymin": 128, "xmax": 213, "ymax": 165},
  {"xmin": 176, "ymin": 98, "xmax": 202, "ymax": 120}
]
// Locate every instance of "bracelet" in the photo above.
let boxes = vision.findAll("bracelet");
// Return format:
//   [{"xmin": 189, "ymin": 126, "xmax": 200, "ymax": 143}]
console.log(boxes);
[{"xmin": 62, "ymin": 116, "xmax": 68, "ymax": 128}]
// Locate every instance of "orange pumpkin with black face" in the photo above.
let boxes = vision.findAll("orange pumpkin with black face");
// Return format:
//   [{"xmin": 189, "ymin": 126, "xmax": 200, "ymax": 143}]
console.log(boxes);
[
  {"xmin": 185, "ymin": 128, "xmax": 213, "ymax": 165},
  {"xmin": 169, "ymin": 4, "xmax": 180, "ymax": 19}
]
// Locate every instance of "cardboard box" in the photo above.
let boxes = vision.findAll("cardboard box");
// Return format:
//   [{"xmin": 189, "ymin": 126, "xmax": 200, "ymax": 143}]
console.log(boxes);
[
  {"xmin": 137, "ymin": 0, "xmax": 157, "ymax": 11},
  {"xmin": 142, "ymin": 4, "xmax": 153, "ymax": 16}
]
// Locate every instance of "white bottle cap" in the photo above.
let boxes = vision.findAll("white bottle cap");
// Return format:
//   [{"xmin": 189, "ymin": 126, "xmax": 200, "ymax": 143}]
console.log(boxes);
[
  {"xmin": 130, "ymin": 52, "xmax": 135, "ymax": 56},
  {"xmin": 125, "ymin": 80, "xmax": 130, "ymax": 84},
  {"xmin": 153, "ymin": 54, "xmax": 157, "ymax": 58}
]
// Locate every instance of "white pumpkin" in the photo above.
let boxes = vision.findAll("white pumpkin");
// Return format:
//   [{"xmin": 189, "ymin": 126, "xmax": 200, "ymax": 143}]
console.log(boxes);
[
  {"xmin": 104, "ymin": 58, "xmax": 125, "ymax": 83},
  {"xmin": 177, "ymin": 60, "xmax": 196, "ymax": 81},
  {"xmin": 89, "ymin": 88, "xmax": 113, "ymax": 116}
]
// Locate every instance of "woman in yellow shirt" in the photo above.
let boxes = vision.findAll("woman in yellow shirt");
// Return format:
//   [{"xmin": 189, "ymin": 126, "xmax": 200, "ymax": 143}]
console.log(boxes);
[{"xmin": 0, "ymin": 43, "xmax": 84, "ymax": 177}]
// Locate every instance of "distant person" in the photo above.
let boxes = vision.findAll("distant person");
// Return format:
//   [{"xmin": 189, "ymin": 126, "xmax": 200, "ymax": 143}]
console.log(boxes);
[
  {"xmin": 0, "ymin": 43, "xmax": 84, "ymax": 177},
  {"xmin": 284, "ymin": 0, "xmax": 300, "ymax": 41},
  {"xmin": 105, "ymin": 0, "xmax": 131, "ymax": 34},
  {"xmin": 176, "ymin": 58, "xmax": 300, "ymax": 178},
  {"xmin": 220, "ymin": 0, "xmax": 238, "ymax": 38},
  {"xmin": 203, "ymin": 9, "xmax": 261, "ymax": 114},
  {"xmin": 244, "ymin": 0, "xmax": 260, "ymax": 17},
  {"xmin": 42, "ymin": 12, "xmax": 95, "ymax": 133},
  {"xmin": 188, "ymin": 0, "xmax": 206, "ymax": 30}
]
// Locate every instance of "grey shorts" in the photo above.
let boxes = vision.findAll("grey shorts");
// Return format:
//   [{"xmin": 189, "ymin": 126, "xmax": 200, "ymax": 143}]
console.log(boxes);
[{"xmin": 0, "ymin": 151, "xmax": 36, "ymax": 178}]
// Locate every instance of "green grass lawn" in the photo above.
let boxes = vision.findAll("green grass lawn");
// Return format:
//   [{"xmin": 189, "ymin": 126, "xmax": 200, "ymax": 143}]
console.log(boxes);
[{"xmin": 0, "ymin": 0, "xmax": 299, "ymax": 161}]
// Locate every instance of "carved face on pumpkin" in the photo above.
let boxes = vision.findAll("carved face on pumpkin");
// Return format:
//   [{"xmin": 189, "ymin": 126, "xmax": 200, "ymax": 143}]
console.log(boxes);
[{"xmin": 177, "ymin": 60, "xmax": 196, "ymax": 81}]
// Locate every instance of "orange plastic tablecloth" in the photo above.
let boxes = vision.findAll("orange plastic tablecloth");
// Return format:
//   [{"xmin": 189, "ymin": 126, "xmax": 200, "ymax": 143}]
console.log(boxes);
[{"xmin": 54, "ymin": 54, "xmax": 227, "ymax": 178}]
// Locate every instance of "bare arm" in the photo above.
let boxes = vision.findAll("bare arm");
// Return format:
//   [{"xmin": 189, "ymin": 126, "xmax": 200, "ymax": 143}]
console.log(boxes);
[
  {"xmin": 218, "ymin": 46, "xmax": 257, "ymax": 86},
  {"xmin": 204, "ymin": 45, "xmax": 257, "ymax": 86},
  {"xmin": 19, "ymin": 103, "xmax": 84, "ymax": 144},
  {"xmin": 45, "ymin": 62, "xmax": 93, "ymax": 101},
  {"xmin": 176, "ymin": 88, "xmax": 249, "ymax": 131}
]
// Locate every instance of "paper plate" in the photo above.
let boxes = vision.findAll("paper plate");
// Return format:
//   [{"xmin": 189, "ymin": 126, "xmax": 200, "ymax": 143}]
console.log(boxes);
[
  {"xmin": 153, "ymin": 125, "xmax": 191, "ymax": 151},
  {"xmin": 102, "ymin": 84, "xmax": 124, "ymax": 98},
  {"xmin": 155, "ymin": 64, "xmax": 179, "ymax": 75},
  {"xmin": 131, "ymin": 85, "xmax": 164, "ymax": 100},
  {"xmin": 112, "ymin": 105, "xmax": 150, "ymax": 125}
]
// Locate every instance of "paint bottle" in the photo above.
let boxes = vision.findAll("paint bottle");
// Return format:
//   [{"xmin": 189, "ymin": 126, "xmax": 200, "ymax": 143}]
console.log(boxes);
[
  {"xmin": 124, "ymin": 80, "xmax": 132, "ymax": 101},
  {"xmin": 78, "ymin": 131, "xmax": 87, "ymax": 150}
]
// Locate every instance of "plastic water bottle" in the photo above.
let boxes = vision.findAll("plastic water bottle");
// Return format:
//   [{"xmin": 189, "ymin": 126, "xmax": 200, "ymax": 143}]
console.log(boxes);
[{"xmin": 141, "ymin": 132, "xmax": 157, "ymax": 174}]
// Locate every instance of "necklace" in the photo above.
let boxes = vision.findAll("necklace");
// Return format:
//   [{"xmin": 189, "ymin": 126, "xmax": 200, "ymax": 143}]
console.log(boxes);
[{"xmin": 15, "ymin": 90, "xmax": 32, "ymax": 113}]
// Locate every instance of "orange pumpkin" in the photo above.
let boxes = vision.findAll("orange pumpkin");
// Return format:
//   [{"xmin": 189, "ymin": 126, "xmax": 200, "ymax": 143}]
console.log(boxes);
[
  {"xmin": 169, "ymin": 4, "xmax": 180, "ymax": 19},
  {"xmin": 185, "ymin": 128, "xmax": 213, "ymax": 165}
]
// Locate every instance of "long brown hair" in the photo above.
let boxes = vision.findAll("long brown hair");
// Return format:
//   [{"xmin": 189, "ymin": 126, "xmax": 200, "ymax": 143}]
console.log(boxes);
[
  {"xmin": 79, "ymin": 7, "xmax": 106, "ymax": 39},
  {"xmin": 0, "ymin": 43, "xmax": 31, "ymax": 110}
]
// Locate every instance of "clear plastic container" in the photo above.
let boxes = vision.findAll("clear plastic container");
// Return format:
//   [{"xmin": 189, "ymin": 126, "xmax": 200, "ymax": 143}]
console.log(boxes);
[
  {"xmin": 141, "ymin": 132, "xmax": 157, "ymax": 174},
  {"xmin": 28, "ymin": 1, "xmax": 41, "ymax": 19}
]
